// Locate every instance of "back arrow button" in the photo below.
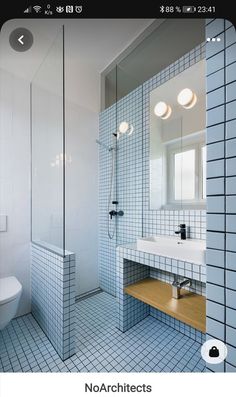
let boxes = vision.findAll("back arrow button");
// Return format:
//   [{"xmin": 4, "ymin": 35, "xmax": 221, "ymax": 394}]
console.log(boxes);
[
  {"xmin": 18, "ymin": 35, "xmax": 24, "ymax": 45},
  {"xmin": 9, "ymin": 28, "xmax": 33, "ymax": 52}
]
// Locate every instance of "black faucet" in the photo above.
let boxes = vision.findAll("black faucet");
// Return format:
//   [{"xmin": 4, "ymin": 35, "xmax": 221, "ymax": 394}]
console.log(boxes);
[
  {"xmin": 109, "ymin": 210, "xmax": 124, "ymax": 220},
  {"xmin": 175, "ymin": 224, "xmax": 186, "ymax": 240}
]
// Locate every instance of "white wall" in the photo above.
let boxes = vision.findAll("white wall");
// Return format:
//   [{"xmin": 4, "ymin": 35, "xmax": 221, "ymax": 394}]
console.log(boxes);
[{"xmin": 0, "ymin": 69, "xmax": 31, "ymax": 316}]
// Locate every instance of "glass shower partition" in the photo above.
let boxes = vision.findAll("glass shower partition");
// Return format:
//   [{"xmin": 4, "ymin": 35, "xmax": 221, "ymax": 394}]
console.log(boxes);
[
  {"xmin": 31, "ymin": 26, "xmax": 75, "ymax": 361},
  {"xmin": 31, "ymin": 27, "xmax": 65, "ymax": 253}
]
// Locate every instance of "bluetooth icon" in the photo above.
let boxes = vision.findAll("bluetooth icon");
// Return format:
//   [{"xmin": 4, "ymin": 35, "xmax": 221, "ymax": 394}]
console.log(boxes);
[{"xmin": 160, "ymin": 5, "xmax": 165, "ymax": 13}]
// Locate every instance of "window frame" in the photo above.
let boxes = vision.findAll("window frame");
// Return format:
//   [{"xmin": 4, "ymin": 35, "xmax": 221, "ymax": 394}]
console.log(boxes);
[{"xmin": 165, "ymin": 135, "xmax": 206, "ymax": 209}]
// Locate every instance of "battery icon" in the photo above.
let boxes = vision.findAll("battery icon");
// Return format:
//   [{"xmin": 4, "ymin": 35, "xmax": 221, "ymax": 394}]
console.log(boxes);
[{"xmin": 182, "ymin": 6, "xmax": 196, "ymax": 13}]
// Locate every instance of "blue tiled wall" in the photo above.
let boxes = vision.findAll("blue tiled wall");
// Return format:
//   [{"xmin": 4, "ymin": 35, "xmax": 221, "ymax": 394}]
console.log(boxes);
[
  {"xmin": 206, "ymin": 19, "xmax": 236, "ymax": 373},
  {"xmin": 31, "ymin": 243, "xmax": 75, "ymax": 360},
  {"xmin": 99, "ymin": 43, "xmax": 206, "ymax": 296}
]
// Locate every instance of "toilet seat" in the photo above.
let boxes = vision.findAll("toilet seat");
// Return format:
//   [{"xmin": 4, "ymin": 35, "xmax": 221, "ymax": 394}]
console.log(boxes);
[{"xmin": 0, "ymin": 277, "xmax": 22, "ymax": 305}]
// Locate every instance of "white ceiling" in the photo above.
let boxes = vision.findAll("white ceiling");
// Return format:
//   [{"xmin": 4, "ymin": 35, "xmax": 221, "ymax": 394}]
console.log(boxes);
[{"xmin": 0, "ymin": 19, "xmax": 154, "ymax": 81}]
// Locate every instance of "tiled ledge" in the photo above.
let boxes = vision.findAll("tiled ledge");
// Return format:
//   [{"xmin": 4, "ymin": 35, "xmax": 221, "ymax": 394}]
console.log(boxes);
[
  {"xmin": 32, "ymin": 240, "xmax": 74, "ymax": 258},
  {"xmin": 117, "ymin": 243, "xmax": 206, "ymax": 283}
]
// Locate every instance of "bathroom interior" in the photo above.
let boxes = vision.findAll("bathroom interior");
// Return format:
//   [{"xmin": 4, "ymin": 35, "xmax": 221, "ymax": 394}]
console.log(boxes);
[{"xmin": 0, "ymin": 17, "xmax": 236, "ymax": 373}]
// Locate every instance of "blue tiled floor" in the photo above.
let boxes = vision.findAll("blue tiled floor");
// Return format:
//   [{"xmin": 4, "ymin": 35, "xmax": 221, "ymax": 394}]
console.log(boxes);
[{"xmin": 0, "ymin": 292, "xmax": 205, "ymax": 372}]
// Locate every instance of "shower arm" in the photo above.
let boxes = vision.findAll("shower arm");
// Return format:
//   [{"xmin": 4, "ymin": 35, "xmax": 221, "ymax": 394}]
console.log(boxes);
[{"xmin": 96, "ymin": 139, "xmax": 114, "ymax": 152}]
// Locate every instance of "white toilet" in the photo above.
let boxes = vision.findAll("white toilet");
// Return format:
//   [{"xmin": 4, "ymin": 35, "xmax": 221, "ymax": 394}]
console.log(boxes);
[{"xmin": 0, "ymin": 276, "xmax": 22, "ymax": 330}]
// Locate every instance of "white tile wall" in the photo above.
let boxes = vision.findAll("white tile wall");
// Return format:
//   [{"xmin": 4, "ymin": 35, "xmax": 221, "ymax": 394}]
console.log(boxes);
[
  {"xmin": 31, "ymin": 243, "xmax": 75, "ymax": 360},
  {"xmin": 206, "ymin": 18, "xmax": 236, "ymax": 373}
]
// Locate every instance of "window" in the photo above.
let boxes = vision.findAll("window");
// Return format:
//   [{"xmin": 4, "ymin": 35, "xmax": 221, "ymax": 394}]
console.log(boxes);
[
  {"xmin": 174, "ymin": 149, "xmax": 195, "ymax": 200},
  {"xmin": 167, "ymin": 138, "xmax": 206, "ymax": 207}
]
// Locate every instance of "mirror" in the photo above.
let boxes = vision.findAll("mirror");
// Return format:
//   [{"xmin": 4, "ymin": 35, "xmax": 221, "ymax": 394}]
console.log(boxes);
[{"xmin": 150, "ymin": 59, "xmax": 206, "ymax": 210}]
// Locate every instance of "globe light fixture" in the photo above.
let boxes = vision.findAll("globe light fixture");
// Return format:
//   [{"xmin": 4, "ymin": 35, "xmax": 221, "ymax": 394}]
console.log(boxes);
[
  {"xmin": 177, "ymin": 88, "xmax": 197, "ymax": 109},
  {"xmin": 154, "ymin": 101, "xmax": 172, "ymax": 119}
]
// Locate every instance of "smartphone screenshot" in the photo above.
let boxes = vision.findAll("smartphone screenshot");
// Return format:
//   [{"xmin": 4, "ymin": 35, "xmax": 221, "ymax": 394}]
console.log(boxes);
[{"xmin": 0, "ymin": 1, "xmax": 235, "ymax": 396}]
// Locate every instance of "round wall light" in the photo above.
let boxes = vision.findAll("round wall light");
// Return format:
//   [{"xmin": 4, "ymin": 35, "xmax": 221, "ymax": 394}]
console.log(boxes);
[
  {"xmin": 118, "ymin": 121, "xmax": 134, "ymax": 136},
  {"xmin": 119, "ymin": 121, "xmax": 129, "ymax": 134},
  {"xmin": 177, "ymin": 88, "xmax": 197, "ymax": 109},
  {"xmin": 154, "ymin": 101, "xmax": 172, "ymax": 119}
]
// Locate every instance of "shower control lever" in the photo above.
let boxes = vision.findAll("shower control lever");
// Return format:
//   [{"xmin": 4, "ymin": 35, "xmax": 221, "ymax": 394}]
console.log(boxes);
[
  {"xmin": 117, "ymin": 210, "xmax": 124, "ymax": 217},
  {"xmin": 109, "ymin": 210, "xmax": 116, "ymax": 219},
  {"xmin": 109, "ymin": 210, "xmax": 124, "ymax": 220}
]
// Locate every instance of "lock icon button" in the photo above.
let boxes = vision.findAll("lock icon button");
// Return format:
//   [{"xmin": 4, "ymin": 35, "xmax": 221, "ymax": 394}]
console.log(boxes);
[
  {"xmin": 209, "ymin": 346, "xmax": 220, "ymax": 358},
  {"xmin": 201, "ymin": 339, "xmax": 227, "ymax": 364}
]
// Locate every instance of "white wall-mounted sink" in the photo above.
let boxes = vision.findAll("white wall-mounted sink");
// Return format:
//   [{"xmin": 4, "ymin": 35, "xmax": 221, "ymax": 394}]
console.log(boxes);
[{"xmin": 137, "ymin": 235, "xmax": 205, "ymax": 265}]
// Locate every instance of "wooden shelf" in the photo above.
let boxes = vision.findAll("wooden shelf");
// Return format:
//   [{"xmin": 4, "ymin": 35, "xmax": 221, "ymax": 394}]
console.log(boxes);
[{"xmin": 124, "ymin": 278, "xmax": 206, "ymax": 333}]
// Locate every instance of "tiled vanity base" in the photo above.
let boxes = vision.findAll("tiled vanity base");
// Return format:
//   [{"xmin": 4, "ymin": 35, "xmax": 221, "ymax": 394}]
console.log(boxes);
[
  {"xmin": 117, "ymin": 244, "xmax": 205, "ymax": 343},
  {"xmin": 31, "ymin": 243, "xmax": 76, "ymax": 360},
  {"xmin": 150, "ymin": 308, "xmax": 205, "ymax": 344}
]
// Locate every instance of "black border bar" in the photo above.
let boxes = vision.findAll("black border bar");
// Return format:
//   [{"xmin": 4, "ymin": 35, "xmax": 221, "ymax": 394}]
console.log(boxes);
[{"xmin": 0, "ymin": 0, "xmax": 235, "ymax": 30}]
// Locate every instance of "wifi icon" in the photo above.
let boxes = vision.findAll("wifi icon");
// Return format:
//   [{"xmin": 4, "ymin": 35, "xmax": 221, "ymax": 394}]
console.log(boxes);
[{"xmin": 33, "ymin": 5, "xmax": 42, "ymax": 13}]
